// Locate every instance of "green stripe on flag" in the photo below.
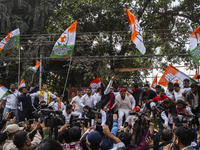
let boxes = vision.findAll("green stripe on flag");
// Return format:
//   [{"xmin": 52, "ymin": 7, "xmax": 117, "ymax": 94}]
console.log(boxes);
[
  {"xmin": 28, "ymin": 67, "xmax": 37, "ymax": 73},
  {"xmin": 1, "ymin": 34, "xmax": 20, "ymax": 56},
  {"xmin": 0, "ymin": 90, "xmax": 12, "ymax": 100},
  {"xmin": 50, "ymin": 45, "xmax": 74, "ymax": 58},
  {"xmin": 190, "ymin": 44, "xmax": 200, "ymax": 64}
]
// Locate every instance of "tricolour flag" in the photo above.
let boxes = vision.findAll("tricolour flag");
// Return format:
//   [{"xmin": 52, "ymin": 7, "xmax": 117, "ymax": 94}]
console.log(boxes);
[
  {"xmin": 28, "ymin": 60, "xmax": 41, "ymax": 73},
  {"xmin": 0, "ymin": 28, "xmax": 20, "ymax": 56},
  {"xmin": 158, "ymin": 64, "xmax": 196, "ymax": 88},
  {"xmin": 190, "ymin": 27, "xmax": 200, "ymax": 64},
  {"xmin": 18, "ymin": 79, "xmax": 25, "ymax": 90},
  {"xmin": 50, "ymin": 21, "xmax": 77, "ymax": 58},
  {"xmin": 151, "ymin": 74, "xmax": 157, "ymax": 89},
  {"xmin": 126, "ymin": 8, "xmax": 146, "ymax": 55},
  {"xmin": 193, "ymin": 70, "xmax": 198, "ymax": 81},
  {"xmin": 90, "ymin": 76, "xmax": 101, "ymax": 93},
  {"xmin": 0, "ymin": 85, "xmax": 12, "ymax": 100}
]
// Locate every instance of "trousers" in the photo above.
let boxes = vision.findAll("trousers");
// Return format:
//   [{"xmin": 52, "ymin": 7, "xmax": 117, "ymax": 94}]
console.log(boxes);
[{"xmin": 118, "ymin": 109, "xmax": 129, "ymax": 129}]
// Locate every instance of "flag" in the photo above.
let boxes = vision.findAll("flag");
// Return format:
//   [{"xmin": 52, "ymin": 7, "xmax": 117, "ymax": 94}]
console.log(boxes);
[
  {"xmin": 0, "ymin": 28, "xmax": 20, "ymax": 56},
  {"xmin": 28, "ymin": 60, "xmax": 41, "ymax": 73},
  {"xmin": 151, "ymin": 74, "xmax": 157, "ymax": 89},
  {"xmin": 50, "ymin": 21, "xmax": 77, "ymax": 58},
  {"xmin": 0, "ymin": 85, "xmax": 12, "ymax": 100},
  {"xmin": 90, "ymin": 76, "xmax": 101, "ymax": 93},
  {"xmin": 190, "ymin": 27, "xmax": 200, "ymax": 64},
  {"xmin": 18, "ymin": 79, "xmax": 25, "ymax": 90},
  {"xmin": 193, "ymin": 70, "xmax": 198, "ymax": 81},
  {"xmin": 158, "ymin": 64, "xmax": 196, "ymax": 88},
  {"xmin": 126, "ymin": 8, "xmax": 146, "ymax": 55}
]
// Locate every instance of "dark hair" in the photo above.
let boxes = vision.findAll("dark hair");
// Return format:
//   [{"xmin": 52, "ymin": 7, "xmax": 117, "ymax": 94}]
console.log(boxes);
[
  {"xmin": 77, "ymin": 88, "xmax": 82, "ymax": 91},
  {"xmin": 66, "ymin": 104, "xmax": 72, "ymax": 110},
  {"xmin": 183, "ymin": 79, "xmax": 189, "ymax": 83},
  {"xmin": 143, "ymin": 96, "xmax": 149, "ymax": 101},
  {"xmin": 80, "ymin": 133, "xmax": 89, "ymax": 150},
  {"xmin": 118, "ymin": 132, "xmax": 132, "ymax": 147},
  {"xmin": 13, "ymin": 131, "xmax": 27, "ymax": 148},
  {"xmin": 62, "ymin": 130, "xmax": 72, "ymax": 144},
  {"xmin": 41, "ymin": 83, "xmax": 46, "ymax": 87},
  {"xmin": 36, "ymin": 139, "xmax": 63, "ymax": 150},
  {"xmin": 68, "ymin": 126, "xmax": 81, "ymax": 142},
  {"xmin": 97, "ymin": 87, "xmax": 101, "ymax": 92},
  {"xmin": 123, "ymin": 83, "xmax": 128, "ymax": 86},
  {"xmin": 191, "ymin": 83, "xmax": 198, "ymax": 88},
  {"xmin": 176, "ymin": 126, "xmax": 193, "ymax": 146},
  {"xmin": 161, "ymin": 129, "xmax": 172, "ymax": 141},
  {"xmin": 133, "ymin": 83, "xmax": 138, "ymax": 88},
  {"xmin": 58, "ymin": 132, "xmax": 65, "ymax": 144},
  {"xmin": 176, "ymin": 100, "xmax": 186, "ymax": 108},
  {"xmin": 144, "ymin": 84, "xmax": 150, "ymax": 88},
  {"xmin": 173, "ymin": 83, "xmax": 179, "ymax": 87},
  {"xmin": 155, "ymin": 85, "xmax": 161, "ymax": 89},
  {"xmin": 10, "ymin": 82, "xmax": 15, "ymax": 86},
  {"xmin": 167, "ymin": 82, "xmax": 173, "ymax": 86},
  {"xmin": 160, "ymin": 88, "xmax": 165, "ymax": 92},
  {"xmin": 86, "ymin": 87, "xmax": 91, "ymax": 90}
]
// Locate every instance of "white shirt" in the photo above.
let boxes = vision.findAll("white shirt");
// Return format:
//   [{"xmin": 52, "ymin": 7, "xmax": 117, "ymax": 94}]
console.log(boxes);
[
  {"xmin": 49, "ymin": 101, "xmax": 65, "ymax": 111},
  {"xmin": 62, "ymin": 109, "xmax": 76, "ymax": 124},
  {"xmin": 192, "ymin": 92, "xmax": 199, "ymax": 109},
  {"xmin": 115, "ymin": 94, "xmax": 136, "ymax": 110},
  {"xmin": 174, "ymin": 89, "xmax": 185, "ymax": 102},
  {"xmin": 80, "ymin": 94, "xmax": 96, "ymax": 108},
  {"xmin": 3, "ymin": 90, "xmax": 20, "ymax": 109},
  {"xmin": 70, "ymin": 95, "xmax": 83, "ymax": 113},
  {"xmin": 166, "ymin": 89, "xmax": 175, "ymax": 99},
  {"xmin": 30, "ymin": 90, "xmax": 56, "ymax": 104},
  {"xmin": 183, "ymin": 87, "xmax": 191, "ymax": 94},
  {"xmin": 94, "ymin": 93, "xmax": 101, "ymax": 105}
]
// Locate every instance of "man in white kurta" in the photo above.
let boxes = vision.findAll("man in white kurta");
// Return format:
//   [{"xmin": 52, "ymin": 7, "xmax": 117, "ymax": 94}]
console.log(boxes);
[
  {"xmin": 113, "ymin": 88, "xmax": 136, "ymax": 129},
  {"xmin": 80, "ymin": 87, "xmax": 106, "ymax": 125},
  {"xmin": 30, "ymin": 84, "xmax": 57, "ymax": 104},
  {"xmin": 70, "ymin": 88, "xmax": 84, "ymax": 116}
]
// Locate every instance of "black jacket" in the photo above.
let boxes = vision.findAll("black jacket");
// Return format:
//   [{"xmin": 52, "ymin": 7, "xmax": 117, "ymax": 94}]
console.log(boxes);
[
  {"xmin": 142, "ymin": 89, "xmax": 157, "ymax": 101},
  {"xmin": 132, "ymin": 87, "xmax": 143, "ymax": 106}
]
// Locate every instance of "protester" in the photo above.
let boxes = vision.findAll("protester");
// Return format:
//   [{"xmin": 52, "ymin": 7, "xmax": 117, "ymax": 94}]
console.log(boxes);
[
  {"xmin": 166, "ymin": 82, "xmax": 175, "ymax": 99},
  {"xmin": 173, "ymin": 83, "xmax": 185, "ymax": 102},
  {"xmin": 131, "ymin": 82, "xmax": 143, "ymax": 107},
  {"xmin": 0, "ymin": 83, "xmax": 20, "ymax": 123},
  {"xmin": 155, "ymin": 85, "xmax": 162, "ymax": 96},
  {"xmin": 13, "ymin": 131, "xmax": 31, "ymax": 150},
  {"xmin": 142, "ymin": 84, "xmax": 157, "ymax": 102}
]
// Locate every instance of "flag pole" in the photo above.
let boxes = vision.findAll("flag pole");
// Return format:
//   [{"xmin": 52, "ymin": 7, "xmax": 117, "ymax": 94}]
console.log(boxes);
[
  {"xmin": 39, "ymin": 54, "xmax": 42, "ymax": 90},
  {"xmin": 63, "ymin": 57, "xmax": 72, "ymax": 95},
  {"xmin": 18, "ymin": 47, "xmax": 20, "ymax": 86}
]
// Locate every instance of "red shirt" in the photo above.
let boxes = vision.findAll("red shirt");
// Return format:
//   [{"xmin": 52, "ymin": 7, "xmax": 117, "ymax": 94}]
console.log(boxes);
[{"xmin": 152, "ymin": 95, "xmax": 169, "ymax": 106}]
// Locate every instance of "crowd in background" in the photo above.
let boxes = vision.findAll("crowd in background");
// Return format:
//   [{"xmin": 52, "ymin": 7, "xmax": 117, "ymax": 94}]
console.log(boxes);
[{"xmin": 0, "ymin": 76, "xmax": 199, "ymax": 150}]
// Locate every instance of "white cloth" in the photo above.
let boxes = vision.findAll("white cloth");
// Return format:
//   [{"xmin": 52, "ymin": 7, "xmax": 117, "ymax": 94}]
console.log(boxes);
[
  {"xmin": 192, "ymin": 92, "xmax": 199, "ymax": 109},
  {"xmin": 181, "ymin": 146, "xmax": 193, "ymax": 150},
  {"xmin": 118, "ymin": 109, "xmax": 129, "ymax": 129},
  {"xmin": 62, "ymin": 109, "xmax": 77, "ymax": 124},
  {"xmin": 174, "ymin": 89, "xmax": 185, "ymax": 102},
  {"xmin": 94, "ymin": 93, "xmax": 102, "ymax": 105},
  {"xmin": 30, "ymin": 91, "xmax": 56, "ymax": 104},
  {"xmin": 70, "ymin": 95, "xmax": 83, "ymax": 113},
  {"xmin": 3, "ymin": 90, "xmax": 20, "ymax": 109},
  {"xmin": 166, "ymin": 89, "xmax": 175, "ymax": 99},
  {"xmin": 80, "ymin": 94, "xmax": 96, "ymax": 108},
  {"xmin": 49, "ymin": 101, "xmax": 65, "ymax": 111},
  {"xmin": 183, "ymin": 87, "xmax": 191, "ymax": 94},
  {"xmin": 161, "ymin": 111, "xmax": 173, "ymax": 129},
  {"xmin": 111, "ymin": 142, "xmax": 125, "ymax": 150}
]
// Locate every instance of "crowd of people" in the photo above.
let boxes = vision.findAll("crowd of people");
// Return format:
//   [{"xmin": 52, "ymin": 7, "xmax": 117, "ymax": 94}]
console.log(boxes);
[{"xmin": 0, "ymin": 76, "xmax": 199, "ymax": 150}]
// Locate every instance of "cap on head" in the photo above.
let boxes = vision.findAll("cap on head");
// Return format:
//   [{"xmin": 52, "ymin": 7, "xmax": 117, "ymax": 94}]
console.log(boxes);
[
  {"xmin": 4, "ymin": 124, "xmax": 23, "ymax": 134},
  {"xmin": 120, "ymin": 88, "xmax": 127, "ymax": 92},
  {"xmin": 86, "ymin": 131, "xmax": 102, "ymax": 149}
]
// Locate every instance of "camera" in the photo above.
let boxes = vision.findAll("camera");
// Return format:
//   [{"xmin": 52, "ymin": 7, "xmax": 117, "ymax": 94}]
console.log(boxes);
[
  {"xmin": 41, "ymin": 109, "xmax": 65, "ymax": 128},
  {"xmin": 152, "ymin": 106, "xmax": 165, "ymax": 114},
  {"xmin": 174, "ymin": 112, "xmax": 195, "ymax": 125},
  {"xmin": 73, "ymin": 118, "xmax": 89, "ymax": 128},
  {"xmin": 84, "ymin": 106, "xmax": 101, "ymax": 119}
]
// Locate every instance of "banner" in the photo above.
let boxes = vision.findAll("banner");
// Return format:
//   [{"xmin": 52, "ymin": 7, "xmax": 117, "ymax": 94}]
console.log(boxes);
[
  {"xmin": 90, "ymin": 76, "xmax": 101, "ymax": 93},
  {"xmin": 151, "ymin": 74, "xmax": 157, "ymax": 89}
]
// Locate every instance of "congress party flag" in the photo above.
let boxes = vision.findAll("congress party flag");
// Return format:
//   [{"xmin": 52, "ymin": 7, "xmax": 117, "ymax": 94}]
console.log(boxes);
[
  {"xmin": 190, "ymin": 27, "xmax": 200, "ymax": 64},
  {"xmin": 0, "ymin": 28, "xmax": 20, "ymax": 56},
  {"xmin": 0, "ymin": 85, "xmax": 12, "ymax": 100},
  {"xmin": 193, "ymin": 70, "xmax": 198, "ymax": 81},
  {"xmin": 151, "ymin": 74, "xmax": 157, "ymax": 89},
  {"xmin": 158, "ymin": 64, "xmax": 196, "ymax": 88},
  {"xmin": 126, "ymin": 8, "xmax": 146, "ymax": 55},
  {"xmin": 29, "ymin": 60, "xmax": 41, "ymax": 73},
  {"xmin": 18, "ymin": 79, "xmax": 25, "ymax": 90},
  {"xmin": 90, "ymin": 76, "xmax": 101, "ymax": 93},
  {"xmin": 50, "ymin": 21, "xmax": 77, "ymax": 58}
]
